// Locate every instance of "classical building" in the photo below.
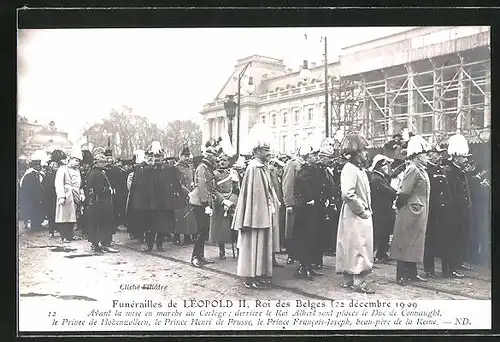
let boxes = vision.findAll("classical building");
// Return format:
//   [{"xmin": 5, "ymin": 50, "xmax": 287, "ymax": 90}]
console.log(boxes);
[
  {"xmin": 200, "ymin": 26, "xmax": 490, "ymax": 153},
  {"xmin": 18, "ymin": 116, "xmax": 73, "ymax": 159}
]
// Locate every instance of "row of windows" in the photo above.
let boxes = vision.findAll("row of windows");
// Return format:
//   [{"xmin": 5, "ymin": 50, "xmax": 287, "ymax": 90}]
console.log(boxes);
[
  {"xmin": 261, "ymin": 105, "xmax": 326, "ymax": 127},
  {"xmin": 275, "ymin": 130, "xmax": 324, "ymax": 154}
]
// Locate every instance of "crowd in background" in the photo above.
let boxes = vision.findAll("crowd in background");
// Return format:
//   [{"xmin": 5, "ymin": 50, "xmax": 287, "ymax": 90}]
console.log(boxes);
[{"xmin": 18, "ymin": 126, "xmax": 490, "ymax": 293}]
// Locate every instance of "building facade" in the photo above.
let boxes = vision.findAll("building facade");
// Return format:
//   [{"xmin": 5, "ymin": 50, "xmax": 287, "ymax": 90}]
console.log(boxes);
[
  {"xmin": 18, "ymin": 116, "xmax": 73, "ymax": 159},
  {"xmin": 200, "ymin": 26, "xmax": 491, "ymax": 152}
]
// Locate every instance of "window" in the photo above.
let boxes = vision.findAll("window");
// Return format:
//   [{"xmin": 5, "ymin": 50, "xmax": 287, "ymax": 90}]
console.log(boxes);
[
  {"xmin": 308, "ymin": 108, "xmax": 314, "ymax": 122},
  {"xmin": 293, "ymin": 134, "xmax": 299, "ymax": 151},
  {"xmin": 294, "ymin": 109, "xmax": 300, "ymax": 124},
  {"xmin": 282, "ymin": 111, "xmax": 288, "ymax": 125},
  {"xmin": 272, "ymin": 113, "xmax": 277, "ymax": 127},
  {"xmin": 422, "ymin": 116, "xmax": 433, "ymax": 134},
  {"xmin": 29, "ymin": 130, "xmax": 34, "ymax": 136},
  {"xmin": 261, "ymin": 115, "xmax": 266, "ymax": 124},
  {"xmin": 282, "ymin": 135, "xmax": 287, "ymax": 153}
]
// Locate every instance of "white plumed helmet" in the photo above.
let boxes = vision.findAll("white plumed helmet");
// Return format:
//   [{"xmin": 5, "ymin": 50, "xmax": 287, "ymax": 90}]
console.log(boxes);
[
  {"xmin": 31, "ymin": 150, "xmax": 49, "ymax": 165},
  {"xmin": 150, "ymin": 141, "xmax": 163, "ymax": 155},
  {"xmin": 219, "ymin": 132, "xmax": 236, "ymax": 157},
  {"xmin": 406, "ymin": 134, "xmax": 431, "ymax": 157},
  {"xmin": 135, "ymin": 149, "xmax": 145, "ymax": 164},
  {"xmin": 246, "ymin": 123, "xmax": 272, "ymax": 154},
  {"xmin": 70, "ymin": 145, "xmax": 83, "ymax": 160},
  {"xmin": 447, "ymin": 133, "xmax": 470, "ymax": 156}
]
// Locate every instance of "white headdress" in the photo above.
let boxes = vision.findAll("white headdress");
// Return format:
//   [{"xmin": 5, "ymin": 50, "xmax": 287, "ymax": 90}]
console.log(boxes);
[
  {"xmin": 150, "ymin": 141, "xmax": 163, "ymax": 155},
  {"xmin": 70, "ymin": 145, "xmax": 83, "ymax": 160},
  {"xmin": 135, "ymin": 149, "xmax": 145, "ymax": 164},
  {"xmin": 247, "ymin": 123, "xmax": 272, "ymax": 154},
  {"xmin": 219, "ymin": 132, "xmax": 236, "ymax": 157},
  {"xmin": 447, "ymin": 133, "xmax": 470, "ymax": 156},
  {"xmin": 369, "ymin": 154, "xmax": 394, "ymax": 172},
  {"xmin": 31, "ymin": 150, "xmax": 49, "ymax": 165},
  {"xmin": 406, "ymin": 134, "xmax": 431, "ymax": 157}
]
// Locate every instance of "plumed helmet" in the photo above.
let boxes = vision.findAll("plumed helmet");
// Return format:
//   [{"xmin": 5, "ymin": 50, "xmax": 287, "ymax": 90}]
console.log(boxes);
[
  {"xmin": 92, "ymin": 147, "xmax": 106, "ymax": 156},
  {"xmin": 219, "ymin": 132, "xmax": 236, "ymax": 157},
  {"xmin": 369, "ymin": 154, "xmax": 394, "ymax": 172},
  {"xmin": 149, "ymin": 141, "xmax": 164, "ymax": 156},
  {"xmin": 246, "ymin": 123, "xmax": 272, "ymax": 154},
  {"xmin": 50, "ymin": 149, "xmax": 67, "ymax": 164},
  {"xmin": 318, "ymin": 137, "xmax": 336, "ymax": 157},
  {"xmin": 180, "ymin": 146, "xmax": 192, "ymax": 158},
  {"xmin": 70, "ymin": 145, "xmax": 83, "ymax": 161},
  {"xmin": 31, "ymin": 150, "xmax": 49, "ymax": 165},
  {"xmin": 297, "ymin": 141, "xmax": 314, "ymax": 157},
  {"xmin": 447, "ymin": 133, "xmax": 470, "ymax": 156},
  {"xmin": 232, "ymin": 156, "xmax": 246, "ymax": 170},
  {"xmin": 134, "ymin": 150, "xmax": 146, "ymax": 164},
  {"xmin": 406, "ymin": 134, "xmax": 432, "ymax": 158}
]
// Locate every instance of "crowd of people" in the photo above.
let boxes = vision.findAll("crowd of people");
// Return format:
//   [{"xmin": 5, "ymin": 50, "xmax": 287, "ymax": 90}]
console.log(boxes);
[{"xmin": 18, "ymin": 124, "xmax": 490, "ymax": 294}]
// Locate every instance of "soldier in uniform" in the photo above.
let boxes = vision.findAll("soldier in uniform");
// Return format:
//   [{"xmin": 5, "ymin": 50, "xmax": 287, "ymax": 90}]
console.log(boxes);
[
  {"xmin": 79, "ymin": 149, "xmax": 95, "ymax": 239},
  {"xmin": 281, "ymin": 146, "xmax": 307, "ymax": 265},
  {"xmin": 106, "ymin": 151, "xmax": 129, "ymax": 231},
  {"xmin": 441, "ymin": 134, "xmax": 472, "ymax": 278},
  {"xmin": 54, "ymin": 147, "xmax": 85, "ymax": 243},
  {"xmin": 42, "ymin": 150, "xmax": 67, "ymax": 237},
  {"xmin": 126, "ymin": 150, "xmax": 146, "ymax": 243},
  {"xmin": 189, "ymin": 142, "xmax": 220, "ymax": 267},
  {"xmin": 314, "ymin": 140, "xmax": 338, "ymax": 269},
  {"xmin": 173, "ymin": 147, "xmax": 196, "ymax": 245},
  {"xmin": 291, "ymin": 144, "xmax": 327, "ymax": 280},
  {"xmin": 87, "ymin": 152, "xmax": 119, "ymax": 253},
  {"xmin": 423, "ymin": 144, "xmax": 450, "ymax": 278},
  {"xmin": 369, "ymin": 154, "xmax": 397, "ymax": 263},
  {"xmin": 19, "ymin": 151, "xmax": 46, "ymax": 231},
  {"xmin": 209, "ymin": 140, "xmax": 240, "ymax": 259}
]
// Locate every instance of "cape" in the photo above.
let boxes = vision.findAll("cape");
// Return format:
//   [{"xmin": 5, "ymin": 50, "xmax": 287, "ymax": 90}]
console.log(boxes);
[{"xmin": 231, "ymin": 159, "xmax": 273, "ymax": 230}]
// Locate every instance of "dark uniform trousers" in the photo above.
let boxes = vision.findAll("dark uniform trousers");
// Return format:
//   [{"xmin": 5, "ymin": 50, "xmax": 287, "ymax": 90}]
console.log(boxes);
[
  {"xmin": 192, "ymin": 205, "xmax": 209, "ymax": 260},
  {"xmin": 397, "ymin": 261, "xmax": 418, "ymax": 280}
]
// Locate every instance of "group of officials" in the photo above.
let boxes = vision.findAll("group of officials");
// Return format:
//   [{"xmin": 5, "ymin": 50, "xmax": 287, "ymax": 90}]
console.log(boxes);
[{"xmin": 18, "ymin": 123, "xmax": 490, "ymax": 293}]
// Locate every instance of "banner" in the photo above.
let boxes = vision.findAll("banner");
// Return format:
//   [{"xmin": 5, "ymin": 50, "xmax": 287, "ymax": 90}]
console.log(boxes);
[{"xmin": 19, "ymin": 299, "xmax": 491, "ymax": 331}]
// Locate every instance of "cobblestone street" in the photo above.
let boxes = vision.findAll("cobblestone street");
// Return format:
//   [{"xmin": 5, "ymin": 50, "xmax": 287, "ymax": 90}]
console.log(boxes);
[{"xmin": 18, "ymin": 226, "xmax": 491, "ymax": 313}]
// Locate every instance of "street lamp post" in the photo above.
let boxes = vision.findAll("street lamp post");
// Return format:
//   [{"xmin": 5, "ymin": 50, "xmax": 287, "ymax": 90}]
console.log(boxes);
[
  {"xmin": 236, "ymin": 61, "xmax": 254, "ymax": 155},
  {"xmin": 224, "ymin": 95, "xmax": 237, "ymax": 144}
]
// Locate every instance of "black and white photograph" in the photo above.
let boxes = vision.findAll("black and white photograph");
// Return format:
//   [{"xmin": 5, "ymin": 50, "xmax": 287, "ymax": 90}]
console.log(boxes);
[{"xmin": 17, "ymin": 21, "xmax": 491, "ymax": 332}]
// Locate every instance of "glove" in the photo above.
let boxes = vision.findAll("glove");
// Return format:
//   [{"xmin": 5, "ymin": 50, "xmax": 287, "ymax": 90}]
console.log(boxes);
[
  {"xmin": 80, "ymin": 194, "xmax": 86, "ymax": 202},
  {"xmin": 359, "ymin": 210, "xmax": 371, "ymax": 219},
  {"xmin": 325, "ymin": 199, "xmax": 330, "ymax": 207},
  {"xmin": 395, "ymin": 193, "xmax": 410, "ymax": 209},
  {"xmin": 222, "ymin": 199, "xmax": 233, "ymax": 208},
  {"xmin": 306, "ymin": 200, "xmax": 315, "ymax": 205},
  {"xmin": 57, "ymin": 198, "xmax": 65, "ymax": 205},
  {"xmin": 204, "ymin": 206, "xmax": 213, "ymax": 216}
]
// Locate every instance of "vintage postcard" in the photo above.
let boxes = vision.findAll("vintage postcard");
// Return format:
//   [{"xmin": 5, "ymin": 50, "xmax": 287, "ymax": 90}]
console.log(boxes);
[{"xmin": 17, "ymin": 10, "xmax": 491, "ymax": 334}]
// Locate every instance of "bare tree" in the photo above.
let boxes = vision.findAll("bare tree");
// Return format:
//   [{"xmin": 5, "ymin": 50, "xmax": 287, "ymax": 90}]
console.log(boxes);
[{"xmin": 164, "ymin": 120, "xmax": 202, "ymax": 157}]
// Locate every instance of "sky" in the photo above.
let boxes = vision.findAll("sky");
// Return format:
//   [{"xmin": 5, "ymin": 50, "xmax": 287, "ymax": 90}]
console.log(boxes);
[{"xmin": 17, "ymin": 27, "xmax": 415, "ymax": 143}]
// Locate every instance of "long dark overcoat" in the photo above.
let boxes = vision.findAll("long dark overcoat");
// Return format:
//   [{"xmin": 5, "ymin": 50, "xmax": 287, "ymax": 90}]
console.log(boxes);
[
  {"xmin": 445, "ymin": 164, "xmax": 472, "ymax": 264},
  {"xmin": 86, "ymin": 166, "xmax": 115, "ymax": 243},
  {"xmin": 19, "ymin": 169, "xmax": 44, "ymax": 223},
  {"xmin": 424, "ymin": 163, "xmax": 450, "ymax": 259},
  {"xmin": 369, "ymin": 170, "xmax": 397, "ymax": 242},
  {"xmin": 291, "ymin": 163, "xmax": 325, "ymax": 265}
]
